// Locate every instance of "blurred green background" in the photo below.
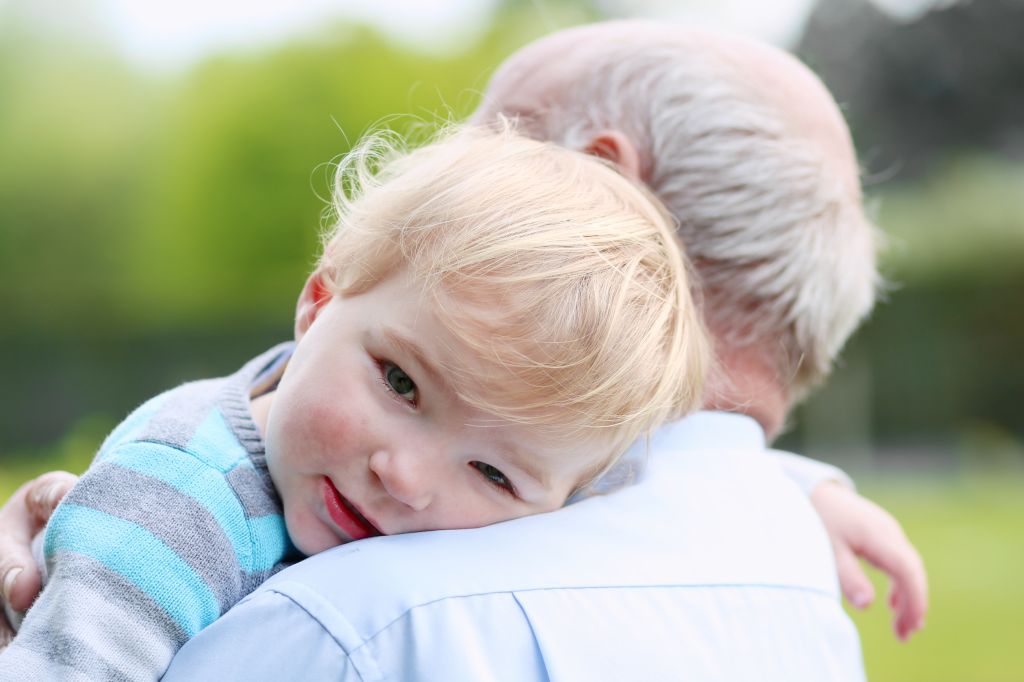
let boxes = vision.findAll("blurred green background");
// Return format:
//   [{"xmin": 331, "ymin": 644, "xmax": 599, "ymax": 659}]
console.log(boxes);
[{"xmin": 1, "ymin": 0, "xmax": 1021, "ymax": 679}]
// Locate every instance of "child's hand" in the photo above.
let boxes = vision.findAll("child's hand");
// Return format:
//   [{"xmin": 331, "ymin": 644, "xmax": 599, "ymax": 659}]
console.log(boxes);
[
  {"xmin": 0, "ymin": 470, "xmax": 77, "ymax": 647},
  {"xmin": 810, "ymin": 480, "xmax": 928, "ymax": 641}
]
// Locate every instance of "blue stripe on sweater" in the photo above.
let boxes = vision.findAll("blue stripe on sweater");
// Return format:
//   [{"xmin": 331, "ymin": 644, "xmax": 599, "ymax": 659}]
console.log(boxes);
[
  {"xmin": 102, "ymin": 444, "xmax": 281, "ymax": 573},
  {"xmin": 185, "ymin": 409, "xmax": 251, "ymax": 472},
  {"xmin": 95, "ymin": 392, "xmax": 171, "ymax": 462},
  {"xmin": 44, "ymin": 504, "xmax": 219, "ymax": 637},
  {"xmin": 248, "ymin": 514, "xmax": 292, "ymax": 568}
]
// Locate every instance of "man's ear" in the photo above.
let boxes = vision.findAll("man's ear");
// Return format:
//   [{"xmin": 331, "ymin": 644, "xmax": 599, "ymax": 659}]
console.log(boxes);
[
  {"xmin": 295, "ymin": 270, "xmax": 333, "ymax": 340},
  {"xmin": 584, "ymin": 130, "xmax": 644, "ymax": 182}
]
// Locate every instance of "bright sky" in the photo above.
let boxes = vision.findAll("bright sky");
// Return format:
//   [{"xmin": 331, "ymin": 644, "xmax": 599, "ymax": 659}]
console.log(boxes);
[
  {"xmin": 92, "ymin": 0, "xmax": 500, "ymax": 69},
  {"xmin": 14, "ymin": 0, "xmax": 948, "ymax": 71}
]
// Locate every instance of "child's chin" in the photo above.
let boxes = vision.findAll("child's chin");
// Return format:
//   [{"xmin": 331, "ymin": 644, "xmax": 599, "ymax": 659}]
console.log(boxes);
[
  {"xmin": 296, "ymin": 532, "xmax": 349, "ymax": 556},
  {"xmin": 287, "ymin": 514, "xmax": 349, "ymax": 556}
]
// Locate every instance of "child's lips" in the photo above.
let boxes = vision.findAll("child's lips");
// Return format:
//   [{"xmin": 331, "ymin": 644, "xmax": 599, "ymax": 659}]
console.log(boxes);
[{"xmin": 321, "ymin": 477, "xmax": 382, "ymax": 541}]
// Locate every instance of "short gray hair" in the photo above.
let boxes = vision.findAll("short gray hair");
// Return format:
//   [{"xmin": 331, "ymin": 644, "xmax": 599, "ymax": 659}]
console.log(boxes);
[{"xmin": 507, "ymin": 40, "xmax": 879, "ymax": 400}]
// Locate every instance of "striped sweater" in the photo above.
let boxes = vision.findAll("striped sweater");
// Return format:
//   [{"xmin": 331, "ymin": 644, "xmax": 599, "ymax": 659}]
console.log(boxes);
[{"xmin": 0, "ymin": 344, "xmax": 299, "ymax": 681}]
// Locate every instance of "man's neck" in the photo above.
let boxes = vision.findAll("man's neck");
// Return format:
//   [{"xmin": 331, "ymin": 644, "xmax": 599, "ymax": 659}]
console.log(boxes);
[{"xmin": 703, "ymin": 343, "xmax": 788, "ymax": 441}]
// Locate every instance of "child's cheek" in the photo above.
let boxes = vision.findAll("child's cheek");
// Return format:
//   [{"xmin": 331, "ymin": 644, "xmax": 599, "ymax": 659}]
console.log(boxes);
[{"xmin": 297, "ymin": 397, "xmax": 367, "ymax": 468}]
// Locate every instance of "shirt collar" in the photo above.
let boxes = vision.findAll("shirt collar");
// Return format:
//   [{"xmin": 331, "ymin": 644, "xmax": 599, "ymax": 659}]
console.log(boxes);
[
  {"xmin": 646, "ymin": 410, "xmax": 767, "ymax": 454},
  {"xmin": 580, "ymin": 411, "xmax": 767, "ymax": 498}
]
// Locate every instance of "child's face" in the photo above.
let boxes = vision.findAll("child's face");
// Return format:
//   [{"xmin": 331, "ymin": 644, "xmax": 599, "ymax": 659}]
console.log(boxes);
[{"xmin": 263, "ymin": 271, "xmax": 607, "ymax": 556}]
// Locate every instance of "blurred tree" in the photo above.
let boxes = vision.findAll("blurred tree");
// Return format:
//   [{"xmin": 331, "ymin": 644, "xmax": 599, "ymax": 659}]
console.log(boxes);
[
  {"xmin": 121, "ymin": 26, "xmax": 483, "ymax": 331},
  {"xmin": 775, "ymin": 0, "xmax": 1024, "ymax": 464},
  {"xmin": 0, "ymin": 6, "xmax": 161, "ymax": 336},
  {"xmin": 0, "ymin": 0, "xmax": 593, "ymax": 449},
  {"xmin": 798, "ymin": 0, "xmax": 1024, "ymax": 181}
]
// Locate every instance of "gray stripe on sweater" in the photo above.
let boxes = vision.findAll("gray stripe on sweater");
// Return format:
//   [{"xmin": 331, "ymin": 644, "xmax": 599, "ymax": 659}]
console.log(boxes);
[
  {"xmin": 0, "ymin": 649, "xmax": 93, "ymax": 682},
  {"xmin": 11, "ymin": 552, "xmax": 185, "ymax": 681},
  {"xmin": 0, "ymin": 632, "xmax": 129, "ymax": 682},
  {"xmin": 227, "ymin": 464, "xmax": 282, "ymax": 519},
  {"xmin": 67, "ymin": 461, "xmax": 243, "ymax": 611},
  {"xmin": 135, "ymin": 378, "xmax": 222, "ymax": 450}
]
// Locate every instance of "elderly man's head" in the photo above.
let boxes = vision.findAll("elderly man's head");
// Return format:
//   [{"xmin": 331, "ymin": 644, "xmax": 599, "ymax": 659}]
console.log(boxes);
[{"xmin": 473, "ymin": 21, "xmax": 879, "ymax": 434}]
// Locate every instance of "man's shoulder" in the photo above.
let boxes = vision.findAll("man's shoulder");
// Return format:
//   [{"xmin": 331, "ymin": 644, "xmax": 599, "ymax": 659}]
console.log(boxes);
[
  {"xmin": 255, "ymin": 417, "xmax": 839, "ymax": 632},
  {"xmin": 170, "ymin": 412, "xmax": 862, "ymax": 681}
]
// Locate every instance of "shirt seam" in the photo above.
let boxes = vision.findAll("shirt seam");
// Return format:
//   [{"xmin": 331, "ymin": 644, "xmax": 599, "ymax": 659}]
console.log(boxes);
[
  {"xmin": 335, "ymin": 581, "xmax": 838, "ymax": 655},
  {"xmin": 262, "ymin": 588, "xmax": 368, "ymax": 682},
  {"xmin": 510, "ymin": 592, "xmax": 552, "ymax": 682}
]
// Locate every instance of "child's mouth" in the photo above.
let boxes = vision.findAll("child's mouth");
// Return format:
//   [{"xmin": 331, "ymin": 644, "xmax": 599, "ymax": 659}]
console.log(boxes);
[{"xmin": 321, "ymin": 477, "xmax": 382, "ymax": 541}]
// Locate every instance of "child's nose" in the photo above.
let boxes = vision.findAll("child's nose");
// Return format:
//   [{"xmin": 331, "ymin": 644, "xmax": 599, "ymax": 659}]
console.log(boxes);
[{"xmin": 368, "ymin": 448, "xmax": 433, "ymax": 512}]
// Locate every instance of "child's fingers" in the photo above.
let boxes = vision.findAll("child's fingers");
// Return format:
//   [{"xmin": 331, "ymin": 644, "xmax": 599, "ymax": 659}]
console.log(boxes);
[
  {"xmin": 860, "ymin": 525, "xmax": 928, "ymax": 641},
  {"xmin": 892, "ymin": 579, "xmax": 927, "ymax": 641},
  {"xmin": 834, "ymin": 544, "xmax": 875, "ymax": 609}
]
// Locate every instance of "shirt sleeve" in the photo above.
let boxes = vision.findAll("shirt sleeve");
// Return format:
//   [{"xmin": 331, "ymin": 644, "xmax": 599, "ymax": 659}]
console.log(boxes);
[
  {"xmin": 769, "ymin": 450, "xmax": 856, "ymax": 496},
  {"xmin": 0, "ymin": 442, "xmax": 252, "ymax": 681},
  {"xmin": 163, "ymin": 589, "xmax": 363, "ymax": 681}
]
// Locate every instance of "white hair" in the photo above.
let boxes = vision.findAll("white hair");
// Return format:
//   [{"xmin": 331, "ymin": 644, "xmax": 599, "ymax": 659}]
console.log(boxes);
[{"xmin": 491, "ymin": 37, "xmax": 880, "ymax": 400}]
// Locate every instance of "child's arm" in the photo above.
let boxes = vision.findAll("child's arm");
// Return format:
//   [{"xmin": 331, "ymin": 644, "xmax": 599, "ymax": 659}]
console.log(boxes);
[
  {"xmin": 811, "ymin": 480, "xmax": 927, "ymax": 640},
  {"xmin": 769, "ymin": 450, "xmax": 854, "ymax": 495},
  {"xmin": 0, "ymin": 442, "xmax": 282, "ymax": 680},
  {"xmin": 772, "ymin": 451, "xmax": 927, "ymax": 641}
]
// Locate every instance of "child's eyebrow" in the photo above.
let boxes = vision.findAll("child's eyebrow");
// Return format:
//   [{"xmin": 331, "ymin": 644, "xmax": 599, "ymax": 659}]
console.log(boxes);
[{"xmin": 381, "ymin": 328, "xmax": 458, "ymax": 401}]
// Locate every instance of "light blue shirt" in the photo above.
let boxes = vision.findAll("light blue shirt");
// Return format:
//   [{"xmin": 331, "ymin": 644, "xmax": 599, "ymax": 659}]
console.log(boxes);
[{"xmin": 164, "ymin": 412, "xmax": 865, "ymax": 681}]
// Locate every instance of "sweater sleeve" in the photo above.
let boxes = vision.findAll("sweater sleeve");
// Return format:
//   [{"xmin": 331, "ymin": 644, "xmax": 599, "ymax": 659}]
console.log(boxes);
[{"xmin": 0, "ymin": 442, "xmax": 256, "ymax": 682}]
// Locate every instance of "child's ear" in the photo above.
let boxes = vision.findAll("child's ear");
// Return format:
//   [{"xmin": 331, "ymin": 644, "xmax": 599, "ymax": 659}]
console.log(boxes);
[
  {"xmin": 584, "ymin": 130, "xmax": 644, "ymax": 182},
  {"xmin": 295, "ymin": 270, "xmax": 333, "ymax": 340}
]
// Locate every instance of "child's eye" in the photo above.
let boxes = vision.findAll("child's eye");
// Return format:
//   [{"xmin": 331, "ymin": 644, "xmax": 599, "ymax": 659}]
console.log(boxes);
[
  {"xmin": 470, "ymin": 461, "xmax": 516, "ymax": 496},
  {"xmin": 381, "ymin": 362, "xmax": 417, "ymax": 404}
]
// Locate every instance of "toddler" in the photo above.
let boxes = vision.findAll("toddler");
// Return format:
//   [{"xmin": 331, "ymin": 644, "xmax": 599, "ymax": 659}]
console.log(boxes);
[{"xmin": 0, "ymin": 124, "xmax": 708, "ymax": 680}]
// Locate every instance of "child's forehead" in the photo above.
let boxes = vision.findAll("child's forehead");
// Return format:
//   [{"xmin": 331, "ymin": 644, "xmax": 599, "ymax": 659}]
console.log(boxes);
[
  {"xmin": 380, "ymin": 271, "xmax": 618, "ymax": 451},
  {"xmin": 421, "ymin": 292, "xmax": 543, "ymax": 399},
  {"xmin": 379, "ymin": 296, "xmax": 612, "ymax": 481},
  {"xmin": 373, "ymin": 277, "xmax": 525, "ymax": 397}
]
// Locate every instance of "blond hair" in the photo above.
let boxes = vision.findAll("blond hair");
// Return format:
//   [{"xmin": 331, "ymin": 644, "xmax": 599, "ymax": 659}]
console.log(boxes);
[{"xmin": 319, "ymin": 123, "xmax": 709, "ymax": 464}]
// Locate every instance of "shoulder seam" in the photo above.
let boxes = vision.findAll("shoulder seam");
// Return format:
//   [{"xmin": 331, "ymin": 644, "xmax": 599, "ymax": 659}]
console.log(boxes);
[{"xmin": 263, "ymin": 580, "xmax": 837, "ymax": 655}]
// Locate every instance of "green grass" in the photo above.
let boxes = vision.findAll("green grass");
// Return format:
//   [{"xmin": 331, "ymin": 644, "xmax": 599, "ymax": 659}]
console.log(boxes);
[
  {"xmin": 849, "ymin": 476, "xmax": 1024, "ymax": 682},
  {"xmin": 2, "ymin": 435, "xmax": 1021, "ymax": 680},
  {"xmin": 0, "ymin": 416, "xmax": 111, "ymax": 501}
]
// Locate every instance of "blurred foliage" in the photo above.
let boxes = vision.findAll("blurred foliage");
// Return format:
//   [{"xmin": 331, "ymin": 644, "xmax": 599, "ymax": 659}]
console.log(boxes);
[
  {"xmin": 0, "ymin": 17, "xmax": 158, "ymax": 335},
  {"xmin": 0, "ymin": 0, "xmax": 595, "ymax": 448},
  {"xmin": 784, "ymin": 156, "xmax": 1024, "ymax": 457},
  {"xmin": 0, "ymin": 0, "xmax": 1019, "ymax": 457},
  {"xmin": 0, "ymin": 0, "xmax": 1020, "ymax": 459},
  {"xmin": 879, "ymin": 156, "xmax": 1024, "ymax": 283},
  {"xmin": 799, "ymin": 0, "xmax": 1024, "ymax": 180},
  {"xmin": 850, "ymin": 477, "xmax": 1024, "ymax": 682},
  {"xmin": 1, "ymin": 1, "xmax": 1022, "ymax": 679},
  {"xmin": 0, "ymin": 8, "xmax": 522, "ymax": 336},
  {"xmin": 0, "ymin": 418, "xmax": 113, "ymax": 498}
]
